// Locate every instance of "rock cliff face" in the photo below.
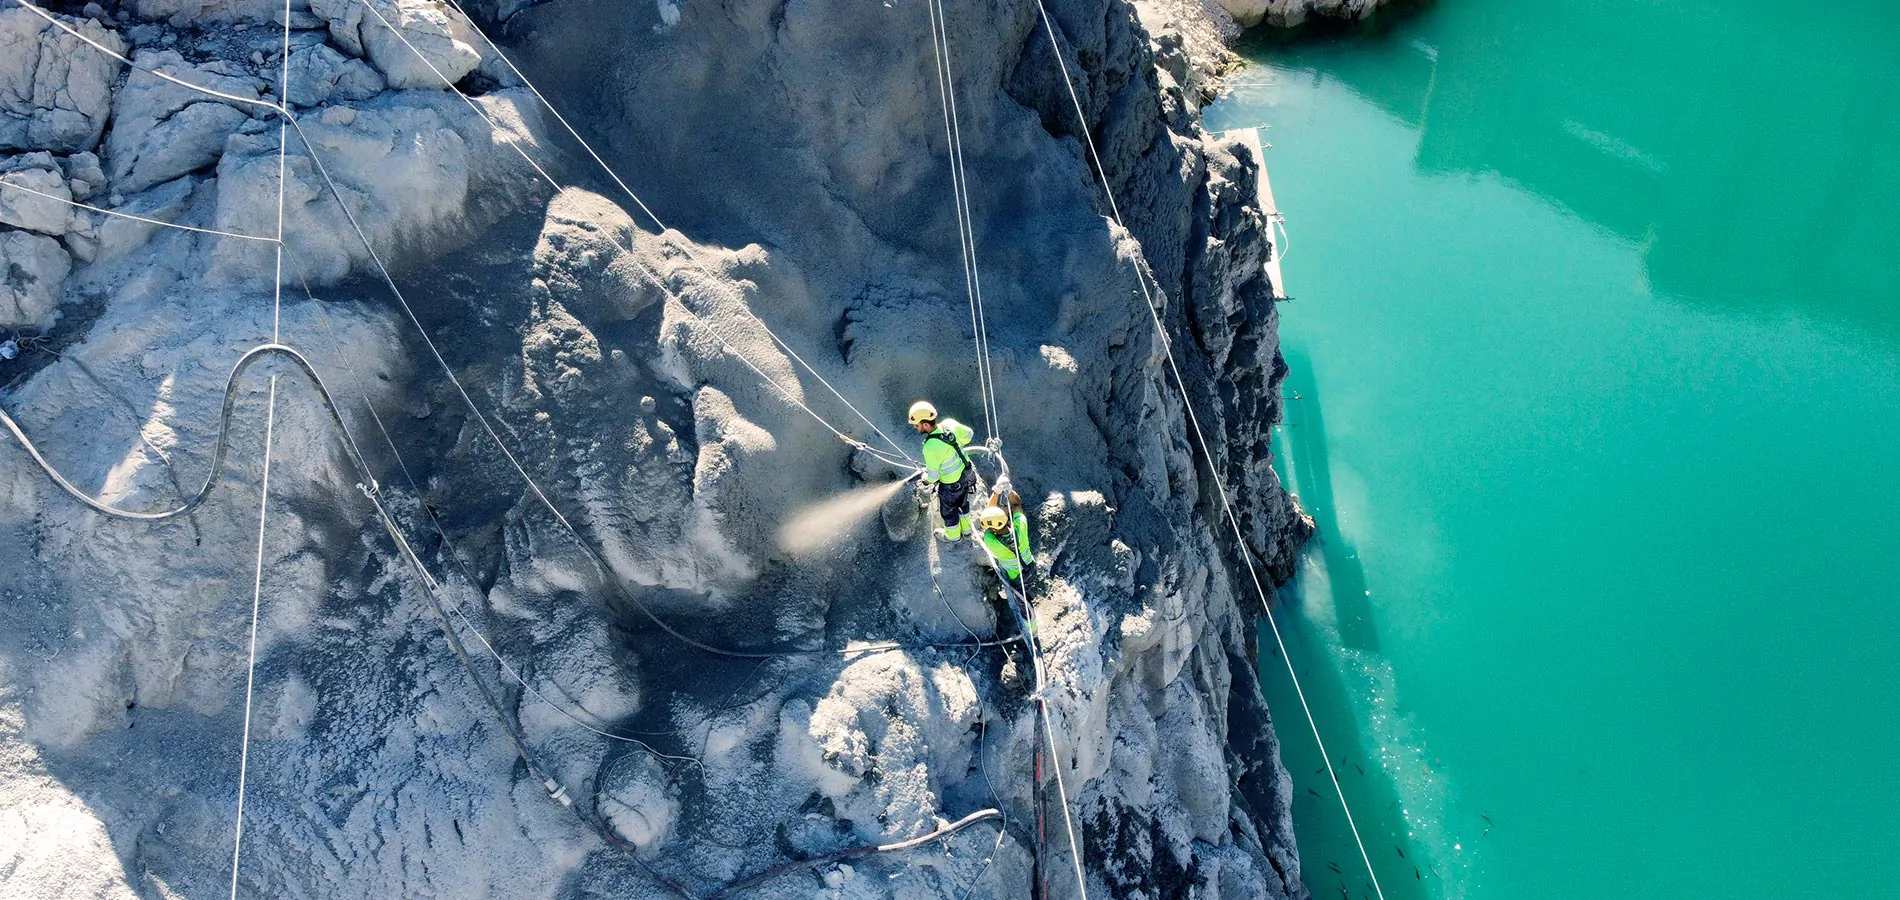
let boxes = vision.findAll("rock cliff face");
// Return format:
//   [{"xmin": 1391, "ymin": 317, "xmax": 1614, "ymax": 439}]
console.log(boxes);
[
  {"xmin": 0, "ymin": 0, "xmax": 1311, "ymax": 897},
  {"xmin": 1215, "ymin": 0, "xmax": 1391, "ymax": 30}
]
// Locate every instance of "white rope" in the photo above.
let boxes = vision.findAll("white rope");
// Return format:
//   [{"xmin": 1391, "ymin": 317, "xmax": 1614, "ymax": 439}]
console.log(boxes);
[
  {"xmin": 232, "ymin": 13, "xmax": 294, "ymax": 891},
  {"xmin": 0, "ymin": 177, "xmax": 279, "ymax": 243},
  {"xmin": 273, "ymin": 0, "xmax": 292, "ymax": 342},
  {"xmin": 922, "ymin": 0, "xmax": 999, "ymax": 441},
  {"xmin": 938, "ymin": 0, "xmax": 1002, "ymax": 443},
  {"xmin": 228, "ymin": 374, "xmax": 277, "ymax": 900},
  {"xmin": 1030, "ymin": 5, "xmax": 1386, "ymax": 897},
  {"xmin": 975, "ymin": 509, "xmax": 1089, "ymax": 900},
  {"xmin": 425, "ymin": 0, "xmax": 919, "ymax": 466}
]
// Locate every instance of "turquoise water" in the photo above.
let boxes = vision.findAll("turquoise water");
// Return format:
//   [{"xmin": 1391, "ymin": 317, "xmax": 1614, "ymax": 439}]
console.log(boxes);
[{"xmin": 1207, "ymin": 3, "xmax": 1900, "ymax": 898}]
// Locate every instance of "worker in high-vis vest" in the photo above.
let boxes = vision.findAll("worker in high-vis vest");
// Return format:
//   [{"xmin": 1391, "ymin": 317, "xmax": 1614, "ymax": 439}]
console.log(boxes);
[
  {"xmin": 909, "ymin": 400, "xmax": 975, "ymax": 540},
  {"xmin": 977, "ymin": 504, "xmax": 1034, "ymax": 580}
]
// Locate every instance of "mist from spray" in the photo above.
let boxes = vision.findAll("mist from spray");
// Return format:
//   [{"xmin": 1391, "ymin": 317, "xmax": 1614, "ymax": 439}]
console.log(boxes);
[{"xmin": 777, "ymin": 478, "xmax": 913, "ymax": 556}]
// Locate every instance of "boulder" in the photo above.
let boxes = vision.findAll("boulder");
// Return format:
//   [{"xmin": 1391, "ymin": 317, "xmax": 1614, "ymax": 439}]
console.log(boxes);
[
  {"xmin": 70, "ymin": 173, "xmax": 201, "ymax": 263},
  {"xmin": 210, "ymin": 93, "xmax": 488, "ymax": 283},
  {"xmin": 0, "ymin": 152, "xmax": 75, "ymax": 235},
  {"xmin": 307, "ymin": 0, "xmax": 486, "ymax": 89},
  {"xmin": 0, "ymin": 8, "xmax": 125, "ymax": 153},
  {"xmin": 0, "ymin": 229, "xmax": 71, "ymax": 327},
  {"xmin": 58, "ymin": 150, "xmax": 105, "ymax": 200},
  {"xmin": 283, "ymin": 43, "xmax": 388, "ymax": 107},
  {"xmin": 104, "ymin": 50, "xmax": 261, "ymax": 195}
]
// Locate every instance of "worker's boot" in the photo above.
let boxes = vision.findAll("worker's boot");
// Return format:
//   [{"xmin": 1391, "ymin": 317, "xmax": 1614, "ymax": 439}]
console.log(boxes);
[{"xmin": 938, "ymin": 513, "xmax": 973, "ymax": 541}]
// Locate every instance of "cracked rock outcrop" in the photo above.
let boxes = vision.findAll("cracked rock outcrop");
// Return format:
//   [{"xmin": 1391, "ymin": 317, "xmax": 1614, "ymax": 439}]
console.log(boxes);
[
  {"xmin": 0, "ymin": 7, "xmax": 124, "ymax": 154},
  {"xmin": 1220, "ymin": 0, "xmax": 1392, "ymax": 29},
  {"xmin": 0, "ymin": 0, "xmax": 1312, "ymax": 895}
]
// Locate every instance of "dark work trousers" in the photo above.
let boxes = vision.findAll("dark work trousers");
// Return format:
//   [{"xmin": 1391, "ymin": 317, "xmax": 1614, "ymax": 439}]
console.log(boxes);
[{"xmin": 936, "ymin": 472, "xmax": 971, "ymax": 528}]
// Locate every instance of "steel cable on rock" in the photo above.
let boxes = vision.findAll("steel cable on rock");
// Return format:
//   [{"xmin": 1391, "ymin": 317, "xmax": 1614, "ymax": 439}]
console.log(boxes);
[
  {"xmin": 229, "ymin": 3, "xmax": 296, "ymax": 888},
  {"xmin": 921, "ymin": 0, "xmax": 1001, "ymax": 442},
  {"xmin": 1028, "ymin": 4, "xmax": 1387, "ymax": 897},
  {"xmin": 703, "ymin": 808, "xmax": 1005, "ymax": 899},
  {"xmin": 975, "ymin": 481, "xmax": 1089, "ymax": 900},
  {"xmin": 0, "ymin": 177, "xmax": 281, "ymax": 242}
]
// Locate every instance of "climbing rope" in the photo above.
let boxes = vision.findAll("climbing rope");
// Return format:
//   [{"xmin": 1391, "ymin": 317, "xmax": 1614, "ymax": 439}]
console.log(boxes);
[
  {"xmin": 226, "ymin": 374, "xmax": 277, "ymax": 900},
  {"xmin": 973, "ymin": 464, "xmax": 1090, "ymax": 900},
  {"xmin": 1030, "ymin": 5, "xmax": 1388, "ymax": 897},
  {"xmin": 921, "ymin": 0, "xmax": 1001, "ymax": 442},
  {"xmin": 229, "ymin": 9, "xmax": 295, "ymax": 889},
  {"xmin": 0, "ymin": 177, "xmax": 280, "ymax": 242}
]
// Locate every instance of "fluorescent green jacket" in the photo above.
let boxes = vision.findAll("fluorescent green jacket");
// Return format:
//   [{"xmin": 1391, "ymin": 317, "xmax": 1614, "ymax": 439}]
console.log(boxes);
[
  {"xmin": 981, "ymin": 511, "xmax": 1034, "ymax": 579},
  {"xmin": 920, "ymin": 418, "xmax": 974, "ymax": 484}
]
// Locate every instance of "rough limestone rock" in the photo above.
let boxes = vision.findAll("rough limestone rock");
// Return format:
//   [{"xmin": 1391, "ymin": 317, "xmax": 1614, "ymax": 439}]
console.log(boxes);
[
  {"xmin": 804, "ymin": 653, "xmax": 980, "ymax": 843},
  {"xmin": 0, "ymin": 152, "xmax": 75, "ymax": 235},
  {"xmin": 130, "ymin": 0, "xmax": 295, "ymax": 25},
  {"xmin": 0, "ymin": 0, "xmax": 1312, "ymax": 894},
  {"xmin": 284, "ymin": 42, "xmax": 389, "ymax": 107},
  {"xmin": 308, "ymin": 0, "xmax": 487, "ymax": 89},
  {"xmin": 67, "ymin": 172, "xmax": 200, "ymax": 263},
  {"xmin": 1224, "ymin": 0, "xmax": 1388, "ymax": 29},
  {"xmin": 0, "ymin": 229, "xmax": 70, "ymax": 326},
  {"xmin": 58, "ymin": 149, "xmax": 104, "ymax": 200},
  {"xmin": 103, "ymin": 50, "xmax": 262, "ymax": 195},
  {"xmin": 0, "ymin": 8, "xmax": 124, "ymax": 154},
  {"xmin": 208, "ymin": 88, "xmax": 547, "ymax": 284}
]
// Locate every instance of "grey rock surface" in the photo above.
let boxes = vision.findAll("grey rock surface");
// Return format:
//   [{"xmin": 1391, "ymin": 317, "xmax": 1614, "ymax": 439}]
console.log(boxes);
[
  {"xmin": 0, "ymin": 152, "xmax": 76, "ymax": 235},
  {"xmin": 1223, "ymin": 0, "xmax": 1390, "ymax": 29},
  {"xmin": 130, "ymin": 0, "xmax": 297, "ymax": 24},
  {"xmin": 0, "ymin": 7, "xmax": 125, "ymax": 154},
  {"xmin": 0, "ymin": 229, "xmax": 70, "ymax": 326},
  {"xmin": 308, "ymin": 0, "xmax": 489, "ymax": 88},
  {"xmin": 103, "ymin": 50, "xmax": 264, "ymax": 195},
  {"xmin": 284, "ymin": 42, "xmax": 389, "ymax": 106},
  {"xmin": 0, "ymin": 0, "xmax": 1311, "ymax": 896}
]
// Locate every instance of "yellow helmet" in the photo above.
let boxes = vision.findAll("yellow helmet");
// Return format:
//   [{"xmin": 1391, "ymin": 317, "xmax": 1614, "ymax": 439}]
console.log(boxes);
[
  {"xmin": 978, "ymin": 505, "xmax": 1010, "ymax": 531},
  {"xmin": 907, "ymin": 400, "xmax": 938, "ymax": 426}
]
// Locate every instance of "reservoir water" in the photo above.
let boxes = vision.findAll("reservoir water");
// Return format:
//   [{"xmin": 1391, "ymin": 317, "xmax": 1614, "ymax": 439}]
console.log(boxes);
[{"xmin": 1205, "ymin": 3, "xmax": 1900, "ymax": 898}]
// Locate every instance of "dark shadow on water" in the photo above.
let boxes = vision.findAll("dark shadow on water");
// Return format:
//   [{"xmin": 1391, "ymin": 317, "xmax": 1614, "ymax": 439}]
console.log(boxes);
[
  {"xmin": 1279, "ymin": 349, "xmax": 1378, "ymax": 654},
  {"xmin": 1262, "ymin": 348, "xmax": 1433, "ymax": 899}
]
